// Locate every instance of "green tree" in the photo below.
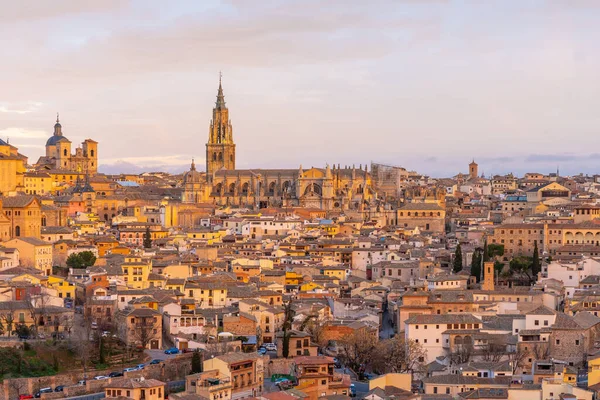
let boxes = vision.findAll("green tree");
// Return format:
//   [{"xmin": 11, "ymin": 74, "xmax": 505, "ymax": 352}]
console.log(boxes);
[
  {"xmin": 482, "ymin": 239, "xmax": 489, "ymax": 262},
  {"xmin": 509, "ymin": 256, "xmax": 534, "ymax": 284},
  {"xmin": 79, "ymin": 251, "xmax": 96, "ymax": 267},
  {"xmin": 66, "ymin": 253, "xmax": 83, "ymax": 269},
  {"xmin": 471, "ymin": 250, "xmax": 482, "ymax": 282},
  {"xmin": 453, "ymin": 243, "xmax": 463, "ymax": 273},
  {"xmin": 143, "ymin": 227, "xmax": 152, "ymax": 249},
  {"xmin": 66, "ymin": 251, "xmax": 96, "ymax": 269},
  {"xmin": 488, "ymin": 244, "xmax": 505, "ymax": 259},
  {"xmin": 191, "ymin": 350, "xmax": 203, "ymax": 373},
  {"xmin": 531, "ymin": 241, "xmax": 541, "ymax": 277}
]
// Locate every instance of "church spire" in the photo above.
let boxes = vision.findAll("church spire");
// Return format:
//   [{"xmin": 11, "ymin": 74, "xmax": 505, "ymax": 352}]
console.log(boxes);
[
  {"xmin": 54, "ymin": 112, "xmax": 62, "ymax": 136},
  {"xmin": 191, "ymin": 158, "xmax": 196, "ymax": 171},
  {"xmin": 215, "ymin": 72, "xmax": 226, "ymax": 109}
]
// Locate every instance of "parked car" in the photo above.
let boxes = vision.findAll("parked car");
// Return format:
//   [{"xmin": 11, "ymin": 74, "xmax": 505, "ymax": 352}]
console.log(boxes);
[
  {"xmin": 136, "ymin": 364, "xmax": 145, "ymax": 370},
  {"xmin": 77, "ymin": 380, "xmax": 86, "ymax": 386},
  {"xmin": 18, "ymin": 395, "xmax": 33, "ymax": 400},
  {"xmin": 34, "ymin": 388, "xmax": 53, "ymax": 398},
  {"xmin": 91, "ymin": 321, "xmax": 98, "ymax": 329},
  {"xmin": 164, "ymin": 347, "xmax": 179, "ymax": 355},
  {"xmin": 109, "ymin": 372, "xmax": 124, "ymax": 378},
  {"xmin": 258, "ymin": 347, "xmax": 267, "ymax": 355},
  {"xmin": 182, "ymin": 347, "xmax": 198, "ymax": 353},
  {"xmin": 123, "ymin": 367, "xmax": 138, "ymax": 373},
  {"xmin": 350, "ymin": 383, "xmax": 356, "ymax": 397},
  {"xmin": 149, "ymin": 359, "xmax": 163, "ymax": 365},
  {"xmin": 94, "ymin": 376, "xmax": 109, "ymax": 380},
  {"xmin": 264, "ymin": 343, "xmax": 277, "ymax": 351},
  {"xmin": 276, "ymin": 379, "xmax": 293, "ymax": 390},
  {"xmin": 54, "ymin": 386, "xmax": 65, "ymax": 392}
]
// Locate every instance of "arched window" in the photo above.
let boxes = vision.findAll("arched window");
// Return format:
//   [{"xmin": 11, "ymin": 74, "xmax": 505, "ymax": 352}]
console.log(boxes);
[
  {"xmin": 357, "ymin": 185, "xmax": 363, "ymax": 194},
  {"xmin": 454, "ymin": 336, "xmax": 463, "ymax": 345},
  {"xmin": 268, "ymin": 182, "xmax": 276, "ymax": 195},
  {"xmin": 41, "ymin": 216, "xmax": 47, "ymax": 227},
  {"xmin": 242, "ymin": 182, "xmax": 249, "ymax": 194},
  {"xmin": 304, "ymin": 183, "xmax": 322, "ymax": 196},
  {"xmin": 282, "ymin": 181, "xmax": 291, "ymax": 193},
  {"xmin": 218, "ymin": 152, "xmax": 223, "ymax": 162},
  {"xmin": 15, "ymin": 226, "xmax": 20, "ymax": 237},
  {"xmin": 229, "ymin": 183, "xmax": 235, "ymax": 194},
  {"xmin": 91, "ymin": 149, "xmax": 95, "ymax": 157},
  {"xmin": 230, "ymin": 154, "xmax": 233, "ymax": 162},
  {"xmin": 214, "ymin": 183, "xmax": 222, "ymax": 194},
  {"xmin": 213, "ymin": 152, "xmax": 217, "ymax": 161},
  {"xmin": 63, "ymin": 149, "xmax": 67, "ymax": 157}
]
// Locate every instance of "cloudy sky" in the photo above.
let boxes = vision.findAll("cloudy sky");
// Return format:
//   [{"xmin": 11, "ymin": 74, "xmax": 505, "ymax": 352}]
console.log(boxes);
[{"xmin": 1, "ymin": 0, "xmax": 599, "ymax": 177}]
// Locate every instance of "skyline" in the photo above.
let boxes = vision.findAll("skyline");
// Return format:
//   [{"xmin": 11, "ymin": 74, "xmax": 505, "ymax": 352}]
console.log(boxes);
[{"xmin": 2, "ymin": 0, "xmax": 600, "ymax": 177}]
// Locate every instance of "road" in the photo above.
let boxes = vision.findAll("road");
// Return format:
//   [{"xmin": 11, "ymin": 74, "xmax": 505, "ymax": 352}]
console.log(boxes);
[{"xmin": 145, "ymin": 349, "xmax": 181, "ymax": 362}]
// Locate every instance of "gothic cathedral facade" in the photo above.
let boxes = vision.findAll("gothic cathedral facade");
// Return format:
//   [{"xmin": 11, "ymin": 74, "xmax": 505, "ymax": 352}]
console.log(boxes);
[{"xmin": 182, "ymin": 78, "xmax": 374, "ymax": 211}]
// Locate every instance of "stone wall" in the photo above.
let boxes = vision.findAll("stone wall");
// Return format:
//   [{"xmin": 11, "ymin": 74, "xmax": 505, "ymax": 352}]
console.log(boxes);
[{"xmin": 0, "ymin": 352, "xmax": 193, "ymax": 400}]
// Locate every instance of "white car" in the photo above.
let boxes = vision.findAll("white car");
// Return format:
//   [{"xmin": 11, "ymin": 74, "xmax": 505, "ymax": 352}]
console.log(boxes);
[
  {"xmin": 264, "ymin": 343, "xmax": 277, "ymax": 351},
  {"xmin": 94, "ymin": 376, "xmax": 109, "ymax": 380}
]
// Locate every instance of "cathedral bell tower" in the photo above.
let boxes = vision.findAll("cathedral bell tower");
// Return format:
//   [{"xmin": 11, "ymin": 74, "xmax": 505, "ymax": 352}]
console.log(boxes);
[{"xmin": 206, "ymin": 74, "xmax": 235, "ymax": 182}]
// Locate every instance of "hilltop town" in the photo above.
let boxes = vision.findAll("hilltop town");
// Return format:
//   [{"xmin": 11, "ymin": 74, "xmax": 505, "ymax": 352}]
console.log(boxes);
[{"xmin": 1, "ymin": 81, "xmax": 600, "ymax": 400}]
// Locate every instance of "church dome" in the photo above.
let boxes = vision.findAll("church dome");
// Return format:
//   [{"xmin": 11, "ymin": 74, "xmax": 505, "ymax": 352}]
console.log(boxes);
[
  {"xmin": 46, "ymin": 135, "xmax": 69, "ymax": 146},
  {"xmin": 183, "ymin": 159, "xmax": 203, "ymax": 184}
]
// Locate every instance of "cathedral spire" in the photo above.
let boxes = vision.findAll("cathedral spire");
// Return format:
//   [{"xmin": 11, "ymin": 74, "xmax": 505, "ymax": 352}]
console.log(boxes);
[
  {"xmin": 215, "ymin": 72, "xmax": 226, "ymax": 109},
  {"xmin": 191, "ymin": 158, "xmax": 196, "ymax": 171}
]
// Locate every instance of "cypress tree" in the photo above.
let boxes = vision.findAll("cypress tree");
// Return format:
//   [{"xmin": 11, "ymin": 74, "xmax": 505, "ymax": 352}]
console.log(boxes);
[
  {"xmin": 453, "ymin": 243, "xmax": 463, "ymax": 273},
  {"xmin": 143, "ymin": 227, "xmax": 152, "ymax": 249},
  {"xmin": 191, "ymin": 350, "xmax": 203, "ymax": 373},
  {"xmin": 482, "ymin": 239, "xmax": 489, "ymax": 262},
  {"xmin": 531, "ymin": 241, "xmax": 541, "ymax": 277},
  {"xmin": 471, "ymin": 250, "xmax": 482, "ymax": 282}
]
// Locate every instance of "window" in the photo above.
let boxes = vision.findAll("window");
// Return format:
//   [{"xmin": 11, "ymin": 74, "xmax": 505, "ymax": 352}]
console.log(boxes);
[
  {"xmin": 576, "ymin": 340, "xmax": 580, "ymax": 345},
  {"xmin": 535, "ymin": 320, "xmax": 539, "ymax": 326},
  {"xmin": 556, "ymin": 339, "xmax": 560, "ymax": 345}
]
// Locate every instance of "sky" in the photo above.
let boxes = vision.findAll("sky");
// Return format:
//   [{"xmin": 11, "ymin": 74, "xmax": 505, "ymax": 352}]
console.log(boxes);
[{"xmin": 1, "ymin": 0, "xmax": 599, "ymax": 177}]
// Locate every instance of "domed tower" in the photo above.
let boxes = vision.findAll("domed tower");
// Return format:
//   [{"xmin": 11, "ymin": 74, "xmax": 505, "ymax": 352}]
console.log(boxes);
[
  {"xmin": 206, "ymin": 75, "xmax": 235, "ymax": 182},
  {"xmin": 182, "ymin": 159, "xmax": 204, "ymax": 203},
  {"xmin": 46, "ymin": 114, "xmax": 72, "ymax": 168}
]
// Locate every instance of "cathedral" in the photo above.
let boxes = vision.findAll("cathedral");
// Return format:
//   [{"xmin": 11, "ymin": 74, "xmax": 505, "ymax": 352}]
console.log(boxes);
[
  {"xmin": 182, "ymin": 78, "xmax": 374, "ymax": 211},
  {"xmin": 35, "ymin": 115, "xmax": 99, "ymax": 174}
]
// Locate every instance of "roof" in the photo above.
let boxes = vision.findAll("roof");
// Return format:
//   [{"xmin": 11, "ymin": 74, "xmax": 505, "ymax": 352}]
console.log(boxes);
[
  {"xmin": 526, "ymin": 305, "xmax": 557, "ymax": 316},
  {"xmin": 399, "ymin": 203, "xmax": 444, "ymax": 211},
  {"xmin": 107, "ymin": 378, "xmax": 165, "ymax": 389},
  {"xmin": 405, "ymin": 314, "xmax": 481, "ymax": 325}
]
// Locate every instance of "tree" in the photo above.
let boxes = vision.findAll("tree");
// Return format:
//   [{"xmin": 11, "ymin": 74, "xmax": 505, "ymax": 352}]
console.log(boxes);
[
  {"xmin": 507, "ymin": 346, "xmax": 528, "ymax": 374},
  {"xmin": 509, "ymin": 256, "xmax": 534, "ymax": 284},
  {"xmin": 143, "ymin": 227, "xmax": 152, "ymax": 249},
  {"xmin": 69, "ymin": 318, "xmax": 94, "ymax": 380},
  {"xmin": 471, "ymin": 250, "xmax": 482, "ymax": 283},
  {"xmin": 372, "ymin": 336, "xmax": 427, "ymax": 374},
  {"xmin": 337, "ymin": 329, "xmax": 378, "ymax": 379},
  {"xmin": 453, "ymin": 243, "xmax": 463, "ymax": 273},
  {"xmin": 281, "ymin": 300, "xmax": 295, "ymax": 358},
  {"xmin": 482, "ymin": 239, "xmax": 490, "ymax": 262},
  {"xmin": 480, "ymin": 337, "xmax": 506, "ymax": 362},
  {"xmin": 532, "ymin": 343, "xmax": 549, "ymax": 360},
  {"xmin": 449, "ymin": 342, "xmax": 473, "ymax": 365},
  {"xmin": 191, "ymin": 350, "xmax": 203, "ymax": 373},
  {"xmin": 487, "ymin": 244, "xmax": 505, "ymax": 259},
  {"xmin": 66, "ymin": 251, "xmax": 96, "ymax": 269},
  {"xmin": 133, "ymin": 316, "xmax": 159, "ymax": 349},
  {"xmin": 531, "ymin": 241, "xmax": 541, "ymax": 277}
]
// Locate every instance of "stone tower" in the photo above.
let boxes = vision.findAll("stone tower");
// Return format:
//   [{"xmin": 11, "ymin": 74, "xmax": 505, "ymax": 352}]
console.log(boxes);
[
  {"xmin": 206, "ymin": 75, "xmax": 235, "ymax": 182},
  {"xmin": 469, "ymin": 160, "xmax": 478, "ymax": 180},
  {"xmin": 482, "ymin": 261, "xmax": 494, "ymax": 291}
]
